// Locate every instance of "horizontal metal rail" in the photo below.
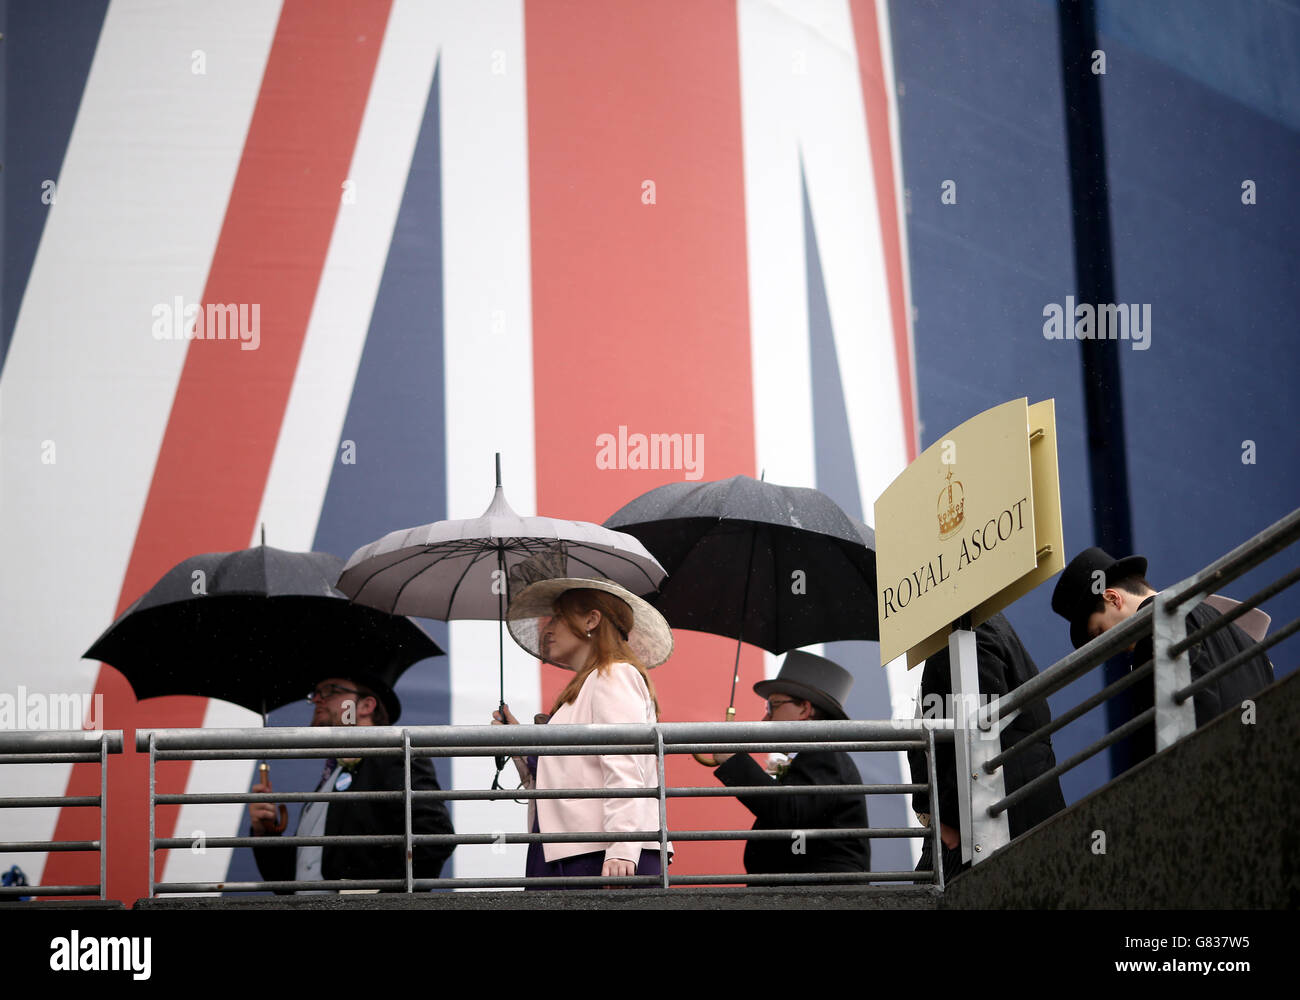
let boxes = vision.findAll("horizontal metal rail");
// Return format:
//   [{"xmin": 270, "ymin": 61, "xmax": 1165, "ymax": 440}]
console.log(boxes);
[
  {"xmin": 154, "ymin": 781, "xmax": 922, "ymax": 807},
  {"xmin": 0, "ymin": 794, "xmax": 104, "ymax": 808},
  {"xmin": 0, "ymin": 840, "xmax": 101, "ymax": 852},
  {"xmin": 0, "ymin": 730, "xmax": 124, "ymax": 754},
  {"xmin": 159, "ymin": 825, "xmax": 917, "ymax": 852},
  {"xmin": 135, "ymin": 719, "xmax": 953, "ymax": 753},
  {"xmin": 0, "ymin": 884, "xmax": 102, "ymax": 897},
  {"xmin": 152, "ymin": 870, "xmax": 927, "ymax": 894},
  {"xmin": 0, "ymin": 753, "xmax": 114, "ymax": 765}
]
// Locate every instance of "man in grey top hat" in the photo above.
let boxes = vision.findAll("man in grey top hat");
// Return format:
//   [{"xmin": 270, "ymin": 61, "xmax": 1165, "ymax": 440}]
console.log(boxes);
[{"xmin": 711, "ymin": 650, "xmax": 870, "ymax": 880}]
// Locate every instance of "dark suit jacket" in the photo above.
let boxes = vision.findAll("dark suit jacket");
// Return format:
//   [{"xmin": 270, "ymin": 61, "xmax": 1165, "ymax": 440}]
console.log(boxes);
[
  {"xmin": 715, "ymin": 749, "xmax": 870, "ymax": 877},
  {"xmin": 253, "ymin": 754, "xmax": 454, "ymax": 890},
  {"xmin": 908, "ymin": 613, "xmax": 1066, "ymax": 841}
]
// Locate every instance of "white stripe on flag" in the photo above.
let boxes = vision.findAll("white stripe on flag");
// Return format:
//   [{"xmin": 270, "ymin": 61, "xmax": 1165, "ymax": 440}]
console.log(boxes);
[{"xmin": 440, "ymin": 0, "xmax": 538, "ymax": 885}]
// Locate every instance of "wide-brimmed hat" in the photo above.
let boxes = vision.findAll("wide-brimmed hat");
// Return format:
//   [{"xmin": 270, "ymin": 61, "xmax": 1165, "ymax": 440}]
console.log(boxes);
[
  {"xmin": 506, "ymin": 577, "xmax": 673, "ymax": 669},
  {"xmin": 1051, "ymin": 547, "xmax": 1149, "ymax": 649},
  {"xmin": 753, "ymin": 650, "xmax": 853, "ymax": 720}
]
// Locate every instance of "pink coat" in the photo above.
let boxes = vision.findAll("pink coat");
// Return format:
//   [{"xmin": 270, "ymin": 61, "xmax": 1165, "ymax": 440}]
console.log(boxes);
[{"xmin": 533, "ymin": 661, "xmax": 666, "ymax": 864}]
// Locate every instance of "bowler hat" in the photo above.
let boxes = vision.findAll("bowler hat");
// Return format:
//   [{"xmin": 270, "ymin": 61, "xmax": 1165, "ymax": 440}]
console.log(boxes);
[
  {"xmin": 753, "ymin": 650, "xmax": 854, "ymax": 720},
  {"xmin": 1051, "ymin": 547, "xmax": 1149, "ymax": 649}
]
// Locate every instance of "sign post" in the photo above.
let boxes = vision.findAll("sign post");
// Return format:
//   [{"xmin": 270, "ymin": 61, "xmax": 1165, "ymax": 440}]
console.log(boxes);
[{"xmin": 874, "ymin": 398, "xmax": 1064, "ymax": 866}]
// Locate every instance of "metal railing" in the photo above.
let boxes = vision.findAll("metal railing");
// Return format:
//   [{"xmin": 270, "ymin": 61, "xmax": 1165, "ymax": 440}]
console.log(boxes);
[
  {"xmin": 7, "ymin": 511, "xmax": 1292, "ymax": 899},
  {"xmin": 0, "ymin": 729, "xmax": 122, "ymax": 899},
  {"xmin": 136, "ymin": 719, "xmax": 953, "ymax": 894},
  {"xmin": 952, "ymin": 506, "xmax": 1299, "ymax": 865}
]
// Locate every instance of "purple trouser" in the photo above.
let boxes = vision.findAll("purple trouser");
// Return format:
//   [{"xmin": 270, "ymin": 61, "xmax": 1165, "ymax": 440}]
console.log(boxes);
[{"xmin": 524, "ymin": 817, "xmax": 663, "ymax": 890}]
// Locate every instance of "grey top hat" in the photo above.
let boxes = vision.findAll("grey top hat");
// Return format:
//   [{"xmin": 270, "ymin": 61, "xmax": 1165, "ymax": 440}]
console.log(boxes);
[{"xmin": 753, "ymin": 650, "xmax": 854, "ymax": 720}]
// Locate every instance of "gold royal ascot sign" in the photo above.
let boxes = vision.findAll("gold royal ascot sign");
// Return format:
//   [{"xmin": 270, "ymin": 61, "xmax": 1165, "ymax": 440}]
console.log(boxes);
[{"xmin": 873, "ymin": 398, "xmax": 1064, "ymax": 667}]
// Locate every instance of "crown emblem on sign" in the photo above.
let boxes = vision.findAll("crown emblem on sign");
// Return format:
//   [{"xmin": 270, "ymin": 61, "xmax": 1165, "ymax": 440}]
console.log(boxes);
[{"xmin": 937, "ymin": 468, "xmax": 965, "ymax": 540}]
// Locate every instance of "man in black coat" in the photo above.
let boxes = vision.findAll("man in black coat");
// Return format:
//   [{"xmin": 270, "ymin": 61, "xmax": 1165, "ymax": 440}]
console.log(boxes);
[
  {"xmin": 1051, "ymin": 547, "xmax": 1275, "ymax": 762},
  {"xmin": 712, "ymin": 651, "xmax": 870, "ymax": 882},
  {"xmin": 908, "ymin": 613, "xmax": 1066, "ymax": 883},
  {"xmin": 249, "ymin": 672, "xmax": 454, "ymax": 891}
]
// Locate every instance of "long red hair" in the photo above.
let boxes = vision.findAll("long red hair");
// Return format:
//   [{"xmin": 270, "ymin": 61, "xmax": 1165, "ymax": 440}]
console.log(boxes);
[{"xmin": 548, "ymin": 588, "xmax": 659, "ymax": 717}]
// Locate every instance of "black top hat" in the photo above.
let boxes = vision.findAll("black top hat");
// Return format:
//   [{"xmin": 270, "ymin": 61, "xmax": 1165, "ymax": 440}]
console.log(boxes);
[
  {"xmin": 1051, "ymin": 547, "xmax": 1149, "ymax": 649},
  {"xmin": 753, "ymin": 650, "xmax": 854, "ymax": 720},
  {"xmin": 333, "ymin": 666, "xmax": 403, "ymax": 724}
]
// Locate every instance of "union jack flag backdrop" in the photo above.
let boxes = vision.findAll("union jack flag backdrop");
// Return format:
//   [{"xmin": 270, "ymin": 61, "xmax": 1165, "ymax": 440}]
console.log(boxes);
[{"xmin": 0, "ymin": 0, "xmax": 919, "ymax": 899}]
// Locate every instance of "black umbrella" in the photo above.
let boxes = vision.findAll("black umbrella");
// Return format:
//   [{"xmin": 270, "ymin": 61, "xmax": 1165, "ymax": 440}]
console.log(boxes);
[
  {"xmin": 605, "ymin": 475, "xmax": 878, "ymax": 760},
  {"xmin": 86, "ymin": 539, "xmax": 444, "ymax": 831},
  {"xmin": 86, "ymin": 542, "xmax": 443, "ymax": 716}
]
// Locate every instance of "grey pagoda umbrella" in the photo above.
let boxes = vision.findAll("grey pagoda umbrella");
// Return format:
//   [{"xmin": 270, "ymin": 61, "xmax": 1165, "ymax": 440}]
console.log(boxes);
[{"xmin": 337, "ymin": 455, "xmax": 667, "ymax": 708}]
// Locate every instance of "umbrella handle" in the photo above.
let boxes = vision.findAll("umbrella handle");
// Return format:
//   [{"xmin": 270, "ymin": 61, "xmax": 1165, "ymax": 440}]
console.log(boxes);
[
  {"xmin": 257, "ymin": 762, "xmax": 290, "ymax": 834},
  {"xmin": 692, "ymin": 707, "xmax": 736, "ymax": 767}
]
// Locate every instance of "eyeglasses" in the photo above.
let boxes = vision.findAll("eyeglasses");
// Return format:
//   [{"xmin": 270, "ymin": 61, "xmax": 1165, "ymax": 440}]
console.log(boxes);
[
  {"xmin": 307, "ymin": 684, "xmax": 361, "ymax": 704},
  {"xmin": 764, "ymin": 698, "xmax": 800, "ymax": 714}
]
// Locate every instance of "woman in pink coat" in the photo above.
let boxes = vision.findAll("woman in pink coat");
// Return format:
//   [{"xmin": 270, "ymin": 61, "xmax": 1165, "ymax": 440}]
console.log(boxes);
[{"xmin": 492, "ymin": 577, "xmax": 673, "ymax": 887}]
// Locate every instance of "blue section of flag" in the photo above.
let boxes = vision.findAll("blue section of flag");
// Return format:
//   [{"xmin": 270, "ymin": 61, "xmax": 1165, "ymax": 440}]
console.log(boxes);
[
  {"xmin": 889, "ymin": 0, "xmax": 1299, "ymax": 803},
  {"xmin": 0, "ymin": 0, "xmax": 110, "ymax": 370},
  {"xmin": 802, "ymin": 168, "xmax": 909, "ymax": 874}
]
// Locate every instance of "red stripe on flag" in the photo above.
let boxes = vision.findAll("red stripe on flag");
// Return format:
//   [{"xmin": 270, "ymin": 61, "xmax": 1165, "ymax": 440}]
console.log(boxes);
[
  {"xmin": 850, "ymin": 0, "xmax": 918, "ymax": 460},
  {"xmin": 43, "ymin": 0, "xmax": 392, "ymax": 904},
  {"xmin": 525, "ymin": 0, "xmax": 759, "ymax": 880}
]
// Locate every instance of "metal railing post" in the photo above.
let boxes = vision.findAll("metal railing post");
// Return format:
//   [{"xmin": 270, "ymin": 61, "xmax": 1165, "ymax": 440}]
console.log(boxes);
[
  {"xmin": 148, "ymin": 732, "xmax": 157, "ymax": 899},
  {"xmin": 948, "ymin": 626, "xmax": 979, "ymax": 864},
  {"xmin": 925, "ymin": 726, "xmax": 944, "ymax": 891},
  {"xmin": 655, "ymin": 727, "xmax": 669, "ymax": 889},
  {"xmin": 99, "ymin": 735, "xmax": 108, "ymax": 901},
  {"xmin": 403, "ymin": 730, "xmax": 414, "ymax": 893},
  {"xmin": 967, "ymin": 701, "xmax": 1011, "ymax": 864},
  {"xmin": 1154, "ymin": 586, "xmax": 1197, "ymax": 751}
]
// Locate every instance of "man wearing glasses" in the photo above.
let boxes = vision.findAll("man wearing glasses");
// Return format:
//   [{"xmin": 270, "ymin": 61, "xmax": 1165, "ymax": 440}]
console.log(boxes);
[
  {"xmin": 248, "ymin": 671, "xmax": 455, "ymax": 892},
  {"xmin": 710, "ymin": 651, "xmax": 870, "ymax": 882}
]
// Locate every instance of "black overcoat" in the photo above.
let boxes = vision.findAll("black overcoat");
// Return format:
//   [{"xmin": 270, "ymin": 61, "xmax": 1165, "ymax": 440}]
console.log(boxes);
[
  {"xmin": 908, "ymin": 612, "xmax": 1066, "ymax": 877},
  {"xmin": 715, "ymin": 749, "xmax": 870, "ymax": 879}
]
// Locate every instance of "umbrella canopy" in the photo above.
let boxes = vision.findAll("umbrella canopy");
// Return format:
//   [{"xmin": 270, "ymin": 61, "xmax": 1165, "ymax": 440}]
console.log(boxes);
[
  {"xmin": 85, "ymin": 544, "xmax": 442, "ymax": 717},
  {"xmin": 604, "ymin": 474, "xmax": 879, "ymax": 654},
  {"xmin": 337, "ymin": 480, "xmax": 666, "ymax": 619},
  {"xmin": 337, "ymin": 456, "xmax": 666, "ymax": 723}
]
